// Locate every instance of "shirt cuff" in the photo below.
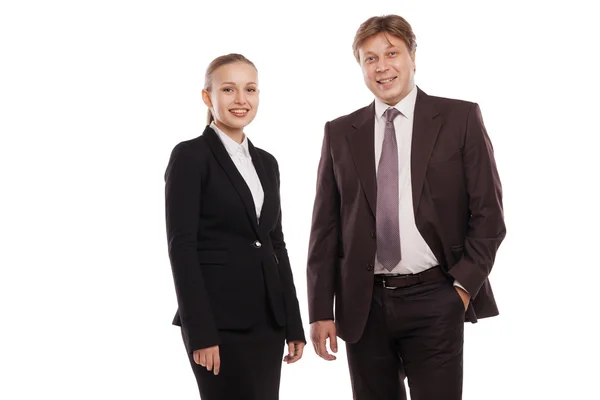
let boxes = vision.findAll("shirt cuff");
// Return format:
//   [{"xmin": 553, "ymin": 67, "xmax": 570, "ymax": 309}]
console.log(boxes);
[{"xmin": 453, "ymin": 280, "xmax": 470, "ymax": 296}]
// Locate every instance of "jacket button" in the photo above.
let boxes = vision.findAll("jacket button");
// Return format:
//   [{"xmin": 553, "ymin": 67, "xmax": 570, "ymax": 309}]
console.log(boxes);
[
  {"xmin": 367, "ymin": 263, "xmax": 373, "ymax": 271},
  {"xmin": 370, "ymin": 231, "xmax": 376, "ymax": 238},
  {"xmin": 253, "ymin": 240, "xmax": 262, "ymax": 248}
]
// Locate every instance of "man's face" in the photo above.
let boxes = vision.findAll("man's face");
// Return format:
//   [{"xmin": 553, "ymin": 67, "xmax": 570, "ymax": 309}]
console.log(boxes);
[{"xmin": 358, "ymin": 32, "xmax": 416, "ymax": 106}]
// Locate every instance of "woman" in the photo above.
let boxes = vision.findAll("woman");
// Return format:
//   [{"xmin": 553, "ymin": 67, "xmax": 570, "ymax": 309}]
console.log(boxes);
[{"xmin": 164, "ymin": 54, "xmax": 305, "ymax": 399}]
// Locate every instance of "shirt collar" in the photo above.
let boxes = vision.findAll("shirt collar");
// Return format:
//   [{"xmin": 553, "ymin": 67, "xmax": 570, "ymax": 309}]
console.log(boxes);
[
  {"xmin": 374, "ymin": 84, "xmax": 418, "ymax": 121},
  {"xmin": 210, "ymin": 122, "xmax": 250, "ymax": 158}
]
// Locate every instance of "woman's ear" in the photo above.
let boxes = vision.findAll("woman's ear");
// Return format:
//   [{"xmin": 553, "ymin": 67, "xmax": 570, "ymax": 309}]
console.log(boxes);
[{"xmin": 201, "ymin": 89, "xmax": 212, "ymax": 109}]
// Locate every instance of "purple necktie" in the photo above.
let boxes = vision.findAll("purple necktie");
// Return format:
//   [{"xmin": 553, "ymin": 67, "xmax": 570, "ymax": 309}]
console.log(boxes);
[{"xmin": 376, "ymin": 107, "xmax": 402, "ymax": 271}]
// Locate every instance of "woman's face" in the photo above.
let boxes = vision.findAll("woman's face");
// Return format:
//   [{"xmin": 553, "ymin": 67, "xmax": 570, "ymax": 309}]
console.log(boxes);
[{"xmin": 202, "ymin": 62, "xmax": 259, "ymax": 134}]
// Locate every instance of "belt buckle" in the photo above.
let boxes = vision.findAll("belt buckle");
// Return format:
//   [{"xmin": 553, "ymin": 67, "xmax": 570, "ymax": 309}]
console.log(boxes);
[{"xmin": 381, "ymin": 276, "xmax": 398, "ymax": 290}]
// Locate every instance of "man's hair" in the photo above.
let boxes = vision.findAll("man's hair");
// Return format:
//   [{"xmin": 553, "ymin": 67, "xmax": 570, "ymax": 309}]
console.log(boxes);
[{"xmin": 352, "ymin": 15, "xmax": 417, "ymax": 63}]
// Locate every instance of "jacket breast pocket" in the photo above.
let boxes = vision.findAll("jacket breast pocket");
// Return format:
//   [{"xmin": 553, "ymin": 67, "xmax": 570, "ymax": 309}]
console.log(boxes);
[{"xmin": 429, "ymin": 150, "xmax": 462, "ymax": 166}]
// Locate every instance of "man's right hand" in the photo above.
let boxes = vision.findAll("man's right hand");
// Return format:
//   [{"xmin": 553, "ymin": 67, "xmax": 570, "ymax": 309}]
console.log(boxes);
[
  {"xmin": 310, "ymin": 320, "xmax": 338, "ymax": 361},
  {"xmin": 193, "ymin": 345, "xmax": 220, "ymax": 375}
]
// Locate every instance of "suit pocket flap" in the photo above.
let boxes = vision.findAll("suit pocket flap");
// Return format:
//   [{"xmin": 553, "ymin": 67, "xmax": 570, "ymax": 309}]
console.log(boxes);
[{"xmin": 197, "ymin": 249, "xmax": 228, "ymax": 265}]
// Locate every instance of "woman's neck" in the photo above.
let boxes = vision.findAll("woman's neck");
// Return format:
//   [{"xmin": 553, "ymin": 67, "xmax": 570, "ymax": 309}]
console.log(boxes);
[{"xmin": 214, "ymin": 121, "xmax": 244, "ymax": 144}]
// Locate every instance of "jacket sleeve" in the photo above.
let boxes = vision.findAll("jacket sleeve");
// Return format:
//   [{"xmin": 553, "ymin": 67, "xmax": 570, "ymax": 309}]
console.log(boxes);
[
  {"xmin": 269, "ymin": 158, "xmax": 306, "ymax": 343},
  {"xmin": 165, "ymin": 142, "xmax": 220, "ymax": 351},
  {"xmin": 306, "ymin": 122, "xmax": 341, "ymax": 323},
  {"xmin": 448, "ymin": 103, "xmax": 506, "ymax": 297}
]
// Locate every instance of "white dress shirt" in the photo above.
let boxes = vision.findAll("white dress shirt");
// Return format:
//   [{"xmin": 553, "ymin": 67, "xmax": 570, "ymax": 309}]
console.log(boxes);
[
  {"xmin": 372, "ymin": 87, "xmax": 467, "ymax": 293},
  {"xmin": 211, "ymin": 122, "xmax": 264, "ymax": 218},
  {"xmin": 373, "ymin": 85, "xmax": 439, "ymax": 275}
]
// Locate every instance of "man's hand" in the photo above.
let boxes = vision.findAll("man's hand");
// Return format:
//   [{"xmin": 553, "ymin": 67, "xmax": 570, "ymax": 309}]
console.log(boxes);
[
  {"xmin": 283, "ymin": 341, "xmax": 305, "ymax": 364},
  {"xmin": 455, "ymin": 287, "xmax": 470, "ymax": 311},
  {"xmin": 193, "ymin": 345, "xmax": 220, "ymax": 375},
  {"xmin": 310, "ymin": 320, "xmax": 338, "ymax": 361}
]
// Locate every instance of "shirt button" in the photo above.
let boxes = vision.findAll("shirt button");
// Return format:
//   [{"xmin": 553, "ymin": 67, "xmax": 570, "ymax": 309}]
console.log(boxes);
[
  {"xmin": 366, "ymin": 263, "xmax": 373, "ymax": 271},
  {"xmin": 253, "ymin": 240, "xmax": 262, "ymax": 248}
]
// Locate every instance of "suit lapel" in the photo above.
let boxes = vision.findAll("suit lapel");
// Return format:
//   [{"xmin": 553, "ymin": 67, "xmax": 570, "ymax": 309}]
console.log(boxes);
[
  {"xmin": 248, "ymin": 141, "xmax": 274, "ymax": 229},
  {"xmin": 411, "ymin": 87, "xmax": 441, "ymax": 213},
  {"xmin": 347, "ymin": 103, "xmax": 377, "ymax": 217},
  {"xmin": 203, "ymin": 127, "xmax": 260, "ymax": 233}
]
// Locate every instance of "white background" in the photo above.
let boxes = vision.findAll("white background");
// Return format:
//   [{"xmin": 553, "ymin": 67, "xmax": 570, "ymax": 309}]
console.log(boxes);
[{"xmin": 1, "ymin": 0, "xmax": 599, "ymax": 399}]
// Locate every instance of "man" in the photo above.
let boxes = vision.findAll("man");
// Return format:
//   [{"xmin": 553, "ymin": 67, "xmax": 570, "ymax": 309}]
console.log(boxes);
[{"xmin": 307, "ymin": 15, "xmax": 506, "ymax": 400}]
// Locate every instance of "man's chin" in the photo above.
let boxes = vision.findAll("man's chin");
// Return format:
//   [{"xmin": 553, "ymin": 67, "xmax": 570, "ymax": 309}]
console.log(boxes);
[
  {"xmin": 380, "ymin": 89, "xmax": 407, "ymax": 105},
  {"xmin": 379, "ymin": 96, "xmax": 399, "ymax": 106}
]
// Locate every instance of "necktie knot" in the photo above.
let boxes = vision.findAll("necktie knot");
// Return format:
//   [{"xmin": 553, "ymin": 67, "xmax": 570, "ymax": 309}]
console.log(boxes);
[{"xmin": 384, "ymin": 107, "xmax": 401, "ymax": 123}]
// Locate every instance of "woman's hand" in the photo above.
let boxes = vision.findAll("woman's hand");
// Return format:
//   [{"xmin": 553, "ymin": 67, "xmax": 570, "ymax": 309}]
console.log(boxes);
[
  {"xmin": 283, "ymin": 341, "xmax": 305, "ymax": 364},
  {"xmin": 193, "ymin": 345, "xmax": 220, "ymax": 375}
]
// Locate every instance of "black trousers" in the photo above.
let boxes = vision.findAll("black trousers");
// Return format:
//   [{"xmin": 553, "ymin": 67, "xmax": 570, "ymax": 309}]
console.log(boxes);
[
  {"xmin": 346, "ymin": 273, "xmax": 465, "ymax": 400},
  {"xmin": 182, "ymin": 305, "xmax": 285, "ymax": 399}
]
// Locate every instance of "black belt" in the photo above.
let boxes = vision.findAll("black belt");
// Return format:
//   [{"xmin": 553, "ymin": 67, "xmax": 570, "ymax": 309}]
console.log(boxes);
[{"xmin": 374, "ymin": 266, "xmax": 447, "ymax": 289}]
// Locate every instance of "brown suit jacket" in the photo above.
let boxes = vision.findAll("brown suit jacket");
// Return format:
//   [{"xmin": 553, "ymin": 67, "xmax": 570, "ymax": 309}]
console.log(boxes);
[{"xmin": 307, "ymin": 87, "xmax": 506, "ymax": 343}]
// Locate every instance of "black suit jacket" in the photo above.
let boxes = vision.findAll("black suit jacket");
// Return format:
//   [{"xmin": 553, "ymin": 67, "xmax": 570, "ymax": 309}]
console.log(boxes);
[{"xmin": 165, "ymin": 126, "xmax": 305, "ymax": 352}]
